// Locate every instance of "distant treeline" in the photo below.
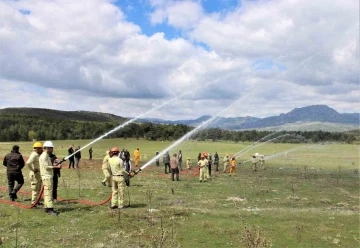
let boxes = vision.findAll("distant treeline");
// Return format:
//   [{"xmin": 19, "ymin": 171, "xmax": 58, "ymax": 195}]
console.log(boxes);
[{"xmin": 0, "ymin": 115, "xmax": 357, "ymax": 143}]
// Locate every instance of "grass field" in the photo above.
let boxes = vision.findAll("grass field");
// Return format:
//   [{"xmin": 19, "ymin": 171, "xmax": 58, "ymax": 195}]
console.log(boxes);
[{"xmin": 0, "ymin": 138, "xmax": 359, "ymax": 248}]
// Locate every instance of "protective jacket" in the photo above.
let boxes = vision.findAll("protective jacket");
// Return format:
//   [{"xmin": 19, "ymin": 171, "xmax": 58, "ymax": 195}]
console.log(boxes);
[{"xmin": 3, "ymin": 150, "xmax": 24, "ymax": 174}]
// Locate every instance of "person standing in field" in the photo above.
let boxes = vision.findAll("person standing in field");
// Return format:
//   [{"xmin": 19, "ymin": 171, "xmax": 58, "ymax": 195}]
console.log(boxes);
[
  {"xmin": 186, "ymin": 157, "xmax": 192, "ymax": 169},
  {"xmin": 124, "ymin": 152, "xmax": 132, "ymax": 187},
  {"xmin": 26, "ymin": 142, "xmax": 43, "ymax": 205},
  {"xmin": 259, "ymin": 155, "xmax": 265, "ymax": 170},
  {"xmin": 74, "ymin": 146, "xmax": 81, "ymax": 168},
  {"xmin": 108, "ymin": 147, "xmax": 133, "ymax": 209},
  {"xmin": 214, "ymin": 152, "xmax": 220, "ymax": 171},
  {"xmin": 49, "ymin": 151, "xmax": 60, "ymax": 201},
  {"xmin": 155, "ymin": 151, "xmax": 160, "ymax": 166},
  {"xmin": 223, "ymin": 154, "xmax": 230, "ymax": 173},
  {"xmin": 39, "ymin": 141, "xmax": 62, "ymax": 215},
  {"xmin": 197, "ymin": 153, "xmax": 201, "ymax": 162},
  {"xmin": 229, "ymin": 156, "xmax": 236, "ymax": 176},
  {"xmin": 170, "ymin": 153, "xmax": 180, "ymax": 181},
  {"xmin": 133, "ymin": 147, "xmax": 140, "ymax": 167},
  {"xmin": 252, "ymin": 155, "xmax": 258, "ymax": 172},
  {"xmin": 89, "ymin": 147, "xmax": 93, "ymax": 160},
  {"xmin": 198, "ymin": 155, "xmax": 207, "ymax": 182},
  {"xmin": 178, "ymin": 150, "xmax": 183, "ymax": 171},
  {"xmin": 101, "ymin": 149, "xmax": 112, "ymax": 187},
  {"xmin": 163, "ymin": 151, "xmax": 170, "ymax": 174},
  {"xmin": 207, "ymin": 153, "xmax": 213, "ymax": 179},
  {"xmin": 3, "ymin": 145, "xmax": 25, "ymax": 201},
  {"xmin": 68, "ymin": 145, "xmax": 75, "ymax": 169}
]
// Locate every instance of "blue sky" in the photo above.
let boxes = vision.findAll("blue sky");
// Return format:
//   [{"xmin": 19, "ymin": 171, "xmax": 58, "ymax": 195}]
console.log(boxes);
[
  {"xmin": 115, "ymin": 0, "xmax": 240, "ymax": 38},
  {"xmin": 0, "ymin": 0, "xmax": 358, "ymax": 119}
]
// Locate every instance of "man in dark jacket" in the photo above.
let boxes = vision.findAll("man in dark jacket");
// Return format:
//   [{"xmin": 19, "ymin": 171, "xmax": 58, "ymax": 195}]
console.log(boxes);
[
  {"xmin": 214, "ymin": 152, "xmax": 220, "ymax": 171},
  {"xmin": 163, "ymin": 151, "xmax": 170, "ymax": 174},
  {"xmin": 68, "ymin": 145, "xmax": 75, "ymax": 169},
  {"xmin": 89, "ymin": 147, "xmax": 93, "ymax": 160},
  {"xmin": 49, "ymin": 153, "xmax": 61, "ymax": 201},
  {"xmin": 74, "ymin": 146, "xmax": 81, "ymax": 168},
  {"xmin": 3, "ymin": 145, "xmax": 25, "ymax": 201}
]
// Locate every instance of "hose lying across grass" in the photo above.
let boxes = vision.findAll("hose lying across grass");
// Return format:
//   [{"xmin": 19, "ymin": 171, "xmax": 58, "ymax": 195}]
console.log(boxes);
[{"xmin": 0, "ymin": 186, "xmax": 111, "ymax": 208}]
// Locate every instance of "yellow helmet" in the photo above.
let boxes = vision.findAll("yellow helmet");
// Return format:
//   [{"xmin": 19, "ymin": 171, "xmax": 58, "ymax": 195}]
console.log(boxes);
[{"xmin": 33, "ymin": 142, "xmax": 42, "ymax": 148}]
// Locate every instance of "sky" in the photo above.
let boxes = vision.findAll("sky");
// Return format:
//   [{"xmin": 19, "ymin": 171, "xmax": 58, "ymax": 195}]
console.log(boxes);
[{"xmin": 0, "ymin": 0, "xmax": 358, "ymax": 120}]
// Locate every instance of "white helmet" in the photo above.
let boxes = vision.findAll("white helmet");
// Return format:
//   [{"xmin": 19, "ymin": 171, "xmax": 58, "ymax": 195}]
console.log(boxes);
[{"xmin": 43, "ymin": 141, "xmax": 54, "ymax": 148}]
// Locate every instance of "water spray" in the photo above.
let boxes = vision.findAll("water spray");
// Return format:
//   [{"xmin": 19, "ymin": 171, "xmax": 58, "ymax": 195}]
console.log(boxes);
[
  {"xmin": 133, "ymin": 87, "xmax": 259, "ymax": 175},
  {"xmin": 55, "ymin": 92, "xmax": 191, "ymax": 165},
  {"xmin": 235, "ymin": 134, "xmax": 292, "ymax": 158}
]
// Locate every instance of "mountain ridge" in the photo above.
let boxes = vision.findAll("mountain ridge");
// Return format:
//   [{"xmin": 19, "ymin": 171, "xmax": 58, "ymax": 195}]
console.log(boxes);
[{"xmin": 0, "ymin": 105, "xmax": 358, "ymax": 131}]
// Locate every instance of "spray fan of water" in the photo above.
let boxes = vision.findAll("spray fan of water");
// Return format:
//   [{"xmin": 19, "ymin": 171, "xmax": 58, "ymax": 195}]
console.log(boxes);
[{"xmin": 138, "ymin": 87, "xmax": 260, "ymax": 171}]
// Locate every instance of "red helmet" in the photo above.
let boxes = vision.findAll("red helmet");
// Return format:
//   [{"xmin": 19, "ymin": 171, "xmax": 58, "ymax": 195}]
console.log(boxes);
[{"xmin": 111, "ymin": 147, "xmax": 120, "ymax": 153}]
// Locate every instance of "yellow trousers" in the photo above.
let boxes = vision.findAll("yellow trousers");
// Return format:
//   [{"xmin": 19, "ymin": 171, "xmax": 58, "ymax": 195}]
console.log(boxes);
[
  {"xmin": 229, "ymin": 167, "xmax": 236, "ymax": 176},
  {"xmin": 42, "ymin": 179, "xmax": 53, "ymax": 208},
  {"xmin": 30, "ymin": 171, "xmax": 41, "ymax": 204},
  {"xmin": 134, "ymin": 157, "xmax": 140, "ymax": 166},
  {"xmin": 111, "ymin": 176, "xmax": 125, "ymax": 208},
  {"xmin": 199, "ymin": 167, "xmax": 206, "ymax": 182},
  {"xmin": 223, "ymin": 162, "xmax": 229, "ymax": 172},
  {"xmin": 102, "ymin": 168, "xmax": 112, "ymax": 186}
]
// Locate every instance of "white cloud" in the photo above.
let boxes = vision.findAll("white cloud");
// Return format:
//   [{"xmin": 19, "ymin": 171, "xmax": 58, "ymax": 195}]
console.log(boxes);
[{"xmin": 0, "ymin": 0, "xmax": 358, "ymax": 120}]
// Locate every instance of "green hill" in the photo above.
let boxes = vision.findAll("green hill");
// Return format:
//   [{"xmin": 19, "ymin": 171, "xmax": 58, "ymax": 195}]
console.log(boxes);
[{"xmin": 0, "ymin": 107, "xmax": 127, "ymax": 123}]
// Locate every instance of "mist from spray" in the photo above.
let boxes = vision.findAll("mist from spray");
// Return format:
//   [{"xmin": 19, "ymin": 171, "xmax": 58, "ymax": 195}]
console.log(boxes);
[
  {"xmin": 64, "ymin": 92, "xmax": 191, "ymax": 160},
  {"xmin": 235, "ymin": 134, "xmax": 295, "ymax": 158},
  {"xmin": 234, "ymin": 132, "xmax": 287, "ymax": 158},
  {"xmin": 239, "ymin": 145, "xmax": 306, "ymax": 164},
  {"xmin": 140, "ymin": 88, "xmax": 259, "ymax": 170}
]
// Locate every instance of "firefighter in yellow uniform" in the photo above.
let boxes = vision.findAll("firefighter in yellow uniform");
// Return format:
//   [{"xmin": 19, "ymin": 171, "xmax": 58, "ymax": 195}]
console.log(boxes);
[
  {"xmin": 186, "ymin": 157, "xmax": 192, "ymax": 169},
  {"xmin": 252, "ymin": 154, "xmax": 258, "ymax": 172},
  {"xmin": 133, "ymin": 147, "xmax": 140, "ymax": 167},
  {"xmin": 39, "ymin": 141, "xmax": 61, "ymax": 215},
  {"xmin": 229, "ymin": 156, "xmax": 236, "ymax": 176},
  {"xmin": 101, "ymin": 149, "xmax": 112, "ymax": 187},
  {"xmin": 109, "ymin": 147, "xmax": 133, "ymax": 209},
  {"xmin": 198, "ymin": 155, "xmax": 207, "ymax": 182},
  {"xmin": 259, "ymin": 155, "xmax": 265, "ymax": 170},
  {"xmin": 223, "ymin": 154, "xmax": 230, "ymax": 173},
  {"xmin": 26, "ymin": 142, "xmax": 43, "ymax": 205}
]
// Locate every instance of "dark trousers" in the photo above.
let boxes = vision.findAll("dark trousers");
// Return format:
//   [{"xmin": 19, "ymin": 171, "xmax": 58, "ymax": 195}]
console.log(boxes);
[
  {"xmin": 68, "ymin": 158, "xmax": 75, "ymax": 168},
  {"xmin": 208, "ymin": 163, "xmax": 212, "ymax": 177},
  {"xmin": 53, "ymin": 174, "xmax": 59, "ymax": 200},
  {"xmin": 75, "ymin": 158, "xmax": 80, "ymax": 168},
  {"xmin": 156, "ymin": 160, "xmax": 160, "ymax": 166},
  {"xmin": 214, "ymin": 161, "xmax": 219, "ymax": 171},
  {"xmin": 171, "ymin": 168, "xmax": 179, "ymax": 181},
  {"xmin": 164, "ymin": 163, "xmax": 170, "ymax": 174},
  {"xmin": 89, "ymin": 154, "xmax": 92, "ymax": 160},
  {"xmin": 7, "ymin": 173, "xmax": 24, "ymax": 196}
]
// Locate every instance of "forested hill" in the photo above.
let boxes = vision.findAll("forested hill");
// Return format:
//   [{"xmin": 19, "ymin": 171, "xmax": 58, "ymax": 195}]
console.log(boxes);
[
  {"xmin": 0, "ymin": 107, "xmax": 357, "ymax": 143},
  {"xmin": 0, "ymin": 107, "xmax": 126, "ymax": 123}
]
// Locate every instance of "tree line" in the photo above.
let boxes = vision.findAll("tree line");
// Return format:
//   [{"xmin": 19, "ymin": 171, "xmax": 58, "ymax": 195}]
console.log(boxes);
[{"xmin": 0, "ymin": 115, "xmax": 357, "ymax": 143}]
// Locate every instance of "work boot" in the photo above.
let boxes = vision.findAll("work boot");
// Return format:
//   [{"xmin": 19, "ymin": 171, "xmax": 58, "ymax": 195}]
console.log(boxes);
[
  {"xmin": 101, "ymin": 182, "xmax": 106, "ymax": 186},
  {"xmin": 111, "ymin": 206, "xmax": 118, "ymax": 209},
  {"xmin": 48, "ymin": 209, "xmax": 58, "ymax": 216}
]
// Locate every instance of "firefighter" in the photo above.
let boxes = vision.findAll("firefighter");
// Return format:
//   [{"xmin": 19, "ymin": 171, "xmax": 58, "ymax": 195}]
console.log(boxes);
[
  {"xmin": 39, "ymin": 141, "xmax": 62, "ymax": 215},
  {"xmin": 229, "ymin": 156, "xmax": 236, "ymax": 176},
  {"xmin": 252, "ymin": 155, "xmax": 258, "ymax": 172},
  {"xmin": 259, "ymin": 155, "xmax": 265, "ymax": 170},
  {"xmin": 101, "ymin": 149, "xmax": 112, "ymax": 187},
  {"xmin": 26, "ymin": 142, "xmax": 43, "ymax": 205},
  {"xmin": 133, "ymin": 147, "xmax": 140, "ymax": 167},
  {"xmin": 223, "ymin": 154, "xmax": 230, "ymax": 173},
  {"xmin": 198, "ymin": 155, "xmax": 207, "ymax": 182},
  {"xmin": 3, "ymin": 145, "xmax": 25, "ymax": 201},
  {"xmin": 207, "ymin": 153, "xmax": 213, "ymax": 179},
  {"xmin": 186, "ymin": 157, "xmax": 192, "ymax": 169},
  {"xmin": 109, "ymin": 147, "xmax": 133, "ymax": 209},
  {"xmin": 214, "ymin": 152, "xmax": 219, "ymax": 171}
]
